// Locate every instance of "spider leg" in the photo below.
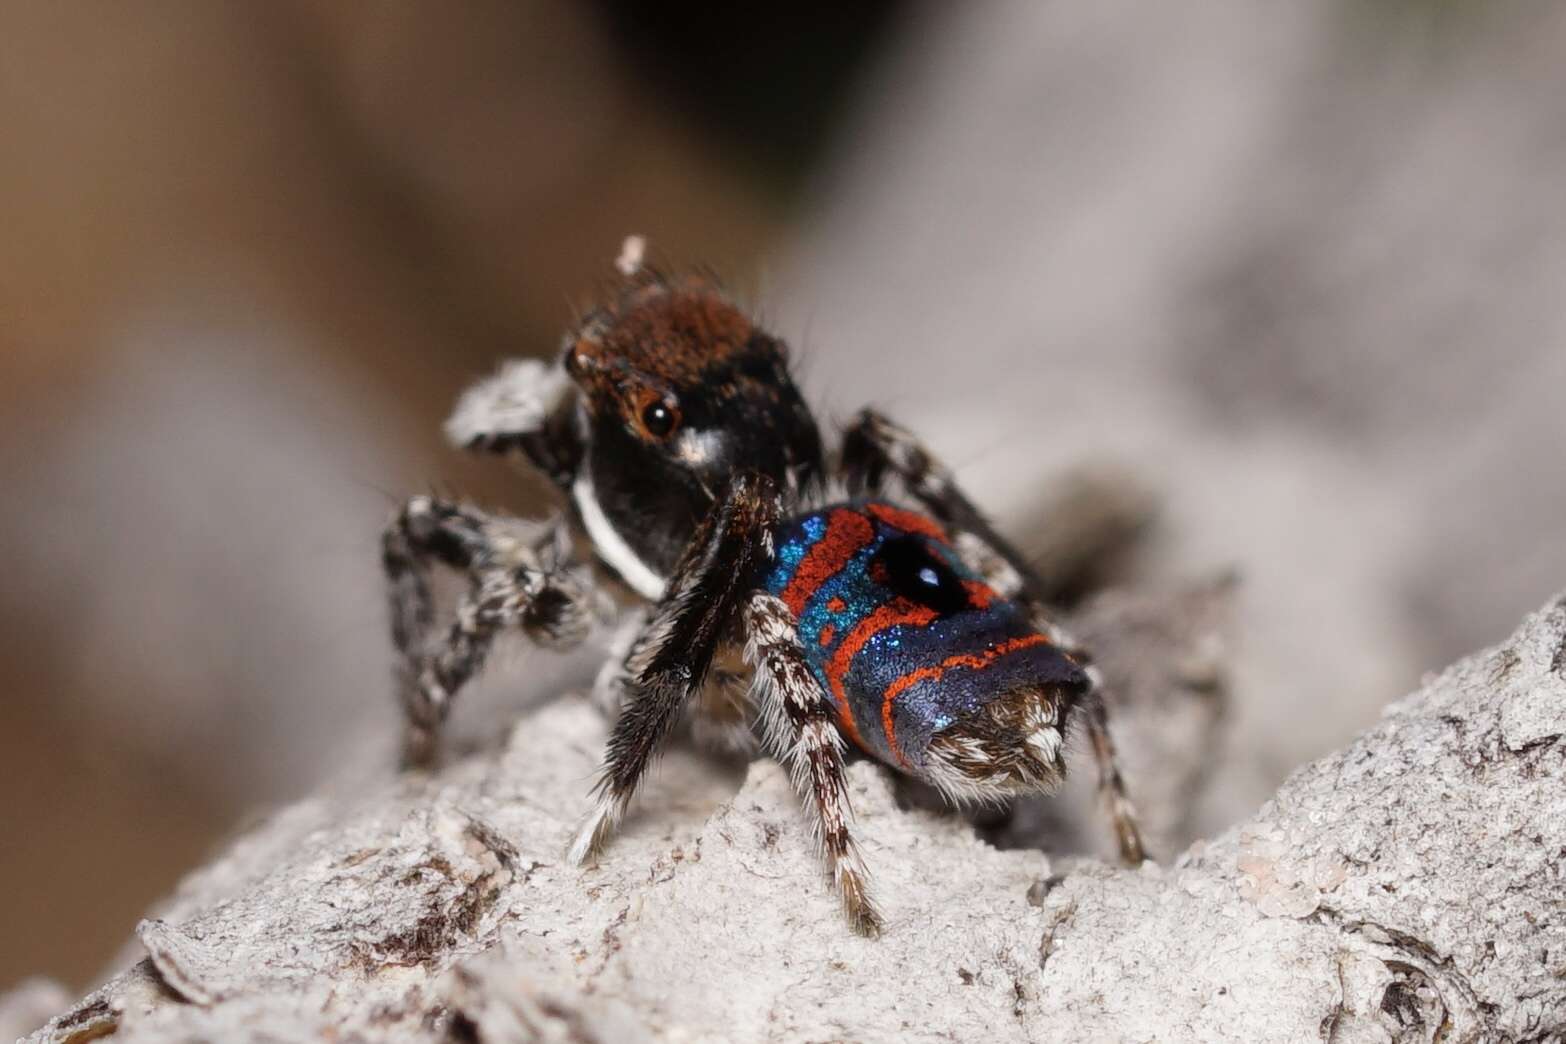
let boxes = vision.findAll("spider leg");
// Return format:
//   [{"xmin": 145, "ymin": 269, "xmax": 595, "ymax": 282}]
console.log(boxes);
[
  {"xmin": 382, "ymin": 497, "xmax": 598, "ymax": 767},
  {"xmin": 568, "ymin": 473, "xmax": 780, "ymax": 865},
  {"xmin": 1083, "ymin": 675, "xmax": 1147, "ymax": 865},
  {"xmin": 1023, "ymin": 613, "xmax": 1147, "ymax": 864},
  {"xmin": 841, "ymin": 408, "xmax": 1050, "ymax": 606},
  {"xmin": 840, "ymin": 407, "xmax": 1149, "ymax": 865},
  {"xmin": 744, "ymin": 592, "xmax": 882, "ymax": 936},
  {"xmin": 589, "ymin": 608, "xmax": 646, "ymax": 719},
  {"xmin": 952, "ymin": 529, "xmax": 1027, "ymax": 601},
  {"xmin": 591, "ymin": 610, "xmax": 757, "ymax": 755}
]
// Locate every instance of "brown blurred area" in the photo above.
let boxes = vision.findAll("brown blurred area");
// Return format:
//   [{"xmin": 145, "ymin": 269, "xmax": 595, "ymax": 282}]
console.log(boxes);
[
  {"xmin": 7, "ymin": 0, "xmax": 1566, "ymax": 1000},
  {"xmin": 0, "ymin": 1, "xmax": 895, "ymax": 987}
]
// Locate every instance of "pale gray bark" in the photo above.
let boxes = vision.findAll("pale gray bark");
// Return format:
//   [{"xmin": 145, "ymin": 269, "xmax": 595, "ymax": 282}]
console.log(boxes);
[{"xmin": 9, "ymin": 589, "xmax": 1564, "ymax": 1043}]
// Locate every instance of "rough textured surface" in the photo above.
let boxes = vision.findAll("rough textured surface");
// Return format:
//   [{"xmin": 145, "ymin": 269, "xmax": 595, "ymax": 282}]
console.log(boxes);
[{"xmin": 13, "ymin": 592, "xmax": 1565, "ymax": 1042}]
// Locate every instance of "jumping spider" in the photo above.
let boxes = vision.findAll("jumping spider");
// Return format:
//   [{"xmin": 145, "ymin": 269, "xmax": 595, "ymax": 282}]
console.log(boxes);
[{"xmin": 382, "ymin": 238, "xmax": 1145, "ymax": 935}]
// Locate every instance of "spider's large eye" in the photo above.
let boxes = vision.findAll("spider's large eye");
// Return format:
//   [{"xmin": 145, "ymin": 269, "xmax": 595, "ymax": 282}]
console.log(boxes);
[
  {"xmin": 641, "ymin": 400, "xmax": 678, "ymax": 438},
  {"xmin": 632, "ymin": 391, "xmax": 682, "ymax": 441},
  {"xmin": 872, "ymin": 534, "xmax": 970, "ymax": 616}
]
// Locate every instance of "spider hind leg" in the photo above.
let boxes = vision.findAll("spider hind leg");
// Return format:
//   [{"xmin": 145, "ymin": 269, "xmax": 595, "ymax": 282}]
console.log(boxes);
[
  {"xmin": 745, "ymin": 592, "xmax": 881, "ymax": 935},
  {"xmin": 840, "ymin": 407, "xmax": 1150, "ymax": 866}
]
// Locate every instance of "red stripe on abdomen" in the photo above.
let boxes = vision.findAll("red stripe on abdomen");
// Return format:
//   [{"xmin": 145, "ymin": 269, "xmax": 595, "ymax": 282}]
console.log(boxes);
[
  {"xmin": 780, "ymin": 509, "xmax": 875, "ymax": 617},
  {"xmin": 826, "ymin": 599, "xmax": 938, "ymax": 762},
  {"xmin": 879, "ymin": 633, "xmax": 1052, "ymax": 764},
  {"xmin": 866, "ymin": 502, "xmax": 950, "ymax": 543}
]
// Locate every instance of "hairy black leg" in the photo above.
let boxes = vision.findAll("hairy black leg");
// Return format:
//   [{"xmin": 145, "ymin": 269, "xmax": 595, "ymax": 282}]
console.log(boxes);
[
  {"xmin": 840, "ymin": 407, "xmax": 1149, "ymax": 864},
  {"xmin": 745, "ymin": 592, "xmax": 882, "ymax": 936},
  {"xmin": 568, "ymin": 473, "xmax": 780, "ymax": 864},
  {"xmin": 382, "ymin": 496, "xmax": 598, "ymax": 767},
  {"xmin": 591, "ymin": 612, "xmax": 757, "ymax": 755}
]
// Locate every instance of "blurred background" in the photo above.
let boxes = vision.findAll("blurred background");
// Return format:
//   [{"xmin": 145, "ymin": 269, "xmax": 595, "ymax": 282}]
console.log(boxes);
[{"xmin": 3, "ymin": 0, "xmax": 1564, "ymax": 991}]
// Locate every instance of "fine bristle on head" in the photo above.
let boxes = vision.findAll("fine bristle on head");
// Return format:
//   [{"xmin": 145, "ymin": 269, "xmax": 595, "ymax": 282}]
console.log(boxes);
[{"xmin": 615, "ymin": 234, "xmax": 647, "ymax": 276}]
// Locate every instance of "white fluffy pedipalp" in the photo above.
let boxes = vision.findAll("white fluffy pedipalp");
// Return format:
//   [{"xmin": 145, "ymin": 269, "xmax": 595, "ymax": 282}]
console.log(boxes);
[{"xmin": 444, "ymin": 358, "xmax": 572, "ymax": 449}]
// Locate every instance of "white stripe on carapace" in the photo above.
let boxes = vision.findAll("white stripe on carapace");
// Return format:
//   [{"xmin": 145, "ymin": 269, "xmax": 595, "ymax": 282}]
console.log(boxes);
[{"xmin": 572, "ymin": 471, "xmax": 668, "ymax": 601}]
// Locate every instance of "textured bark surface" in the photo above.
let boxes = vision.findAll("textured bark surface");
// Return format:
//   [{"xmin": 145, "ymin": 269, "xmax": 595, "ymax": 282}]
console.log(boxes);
[{"xmin": 8, "ymin": 590, "xmax": 1564, "ymax": 1043}]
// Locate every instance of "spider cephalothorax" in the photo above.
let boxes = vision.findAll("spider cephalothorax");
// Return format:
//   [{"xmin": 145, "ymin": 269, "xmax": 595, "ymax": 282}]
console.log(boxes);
[
  {"xmin": 563, "ymin": 272, "xmax": 823, "ymax": 593},
  {"xmin": 446, "ymin": 267, "xmax": 821, "ymax": 600},
  {"xmin": 383, "ymin": 239, "xmax": 1145, "ymax": 935}
]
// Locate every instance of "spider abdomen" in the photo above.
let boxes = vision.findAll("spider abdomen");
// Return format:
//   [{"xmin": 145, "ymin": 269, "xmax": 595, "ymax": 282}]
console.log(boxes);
[{"xmin": 763, "ymin": 501, "xmax": 1088, "ymax": 797}]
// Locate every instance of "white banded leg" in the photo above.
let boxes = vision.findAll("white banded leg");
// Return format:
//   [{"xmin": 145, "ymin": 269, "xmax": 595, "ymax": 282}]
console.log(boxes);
[
  {"xmin": 844, "ymin": 408, "xmax": 1149, "ymax": 866},
  {"xmin": 743, "ymin": 592, "xmax": 882, "ymax": 936},
  {"xmin": 954, "ymin": 530, "xmax": 1026, "ymax": 600},
  {"xmin": 1044, "ymin": 622, "xmax": 1148, "ymax": 866},
  {"xmin": 1082, "ymin": 677, "xmax": 1146, "ymax": 866}
]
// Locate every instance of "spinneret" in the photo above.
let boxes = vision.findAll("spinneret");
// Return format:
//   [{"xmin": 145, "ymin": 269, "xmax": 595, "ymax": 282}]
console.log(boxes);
[{"xmin": 763, "ymin": 501, "xmax": 1087, "ymax": 798}]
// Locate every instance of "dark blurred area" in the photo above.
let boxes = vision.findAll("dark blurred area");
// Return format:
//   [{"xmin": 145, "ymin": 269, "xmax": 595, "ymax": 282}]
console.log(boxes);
[{"xmin": 5, "ymin": 0, "xmax": 1565, "ymax": 994}]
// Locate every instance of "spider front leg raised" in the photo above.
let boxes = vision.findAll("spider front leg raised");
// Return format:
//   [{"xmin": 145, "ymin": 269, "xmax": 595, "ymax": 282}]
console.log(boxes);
[
  {"xmin": 568, "ymin": 473, "xmax": 780, "ymax": 865},
  {"xmin": 382, "ymin": 497, "xmax": 599, "ymax": 767},
  {"xmin": 744, "ymin": 592, "xmax": 881, "ymax": 935},
  {"xmin": 840, "ymin": 407, "xmax": 1148, "ymax": 866}
]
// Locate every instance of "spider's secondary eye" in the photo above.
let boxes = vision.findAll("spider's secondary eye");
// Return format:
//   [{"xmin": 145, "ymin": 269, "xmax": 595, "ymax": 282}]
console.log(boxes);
[
  {"xmin": 638, "ymin": 398, "xmax": 680, "ymax": 439},
  {"xmin": 873, "ymin": 534, "xmax": 969, "ymax": 616}
]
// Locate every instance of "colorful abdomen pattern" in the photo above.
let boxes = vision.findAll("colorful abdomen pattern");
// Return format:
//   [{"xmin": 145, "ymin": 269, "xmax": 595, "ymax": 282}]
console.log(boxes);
[{"xmin": 762, "ymin": 501, "xmax": 1086, "ymax": 774}]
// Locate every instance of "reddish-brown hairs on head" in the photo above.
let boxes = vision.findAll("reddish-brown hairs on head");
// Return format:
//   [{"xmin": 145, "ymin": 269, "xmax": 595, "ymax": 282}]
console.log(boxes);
[
  {"xmin": 568, "ymin": 275, "xmax": 757, "ymax": 383},
  {"xmin": 563, "ymin": 272, "xmax": 777, "ymax": 446}
]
